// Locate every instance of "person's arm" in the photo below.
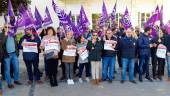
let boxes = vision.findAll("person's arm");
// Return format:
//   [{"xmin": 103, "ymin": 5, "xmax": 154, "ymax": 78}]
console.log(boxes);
[{"xmin": 137, "ymin": 37, "xmax": 150, "ymax": 49}]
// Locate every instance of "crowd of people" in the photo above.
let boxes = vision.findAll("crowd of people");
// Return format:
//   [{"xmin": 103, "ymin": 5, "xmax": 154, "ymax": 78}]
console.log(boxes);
[{"xmin": 0, "ymin": 23, "xmax": 170, "ymax": 89}]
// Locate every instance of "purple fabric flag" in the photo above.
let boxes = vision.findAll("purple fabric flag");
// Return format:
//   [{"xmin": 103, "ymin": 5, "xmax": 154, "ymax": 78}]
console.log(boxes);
[
  {"xmin": 99, "ymin": 1, "xmax": 108, "ymax": 27},
  {"xmin": 120, "ymin": 7, "xmax": 132, "ymax": 30},
  {"xmin": 77, "ymin": 5, "xmax": 90, "ymax": 35},
  {"xmin": 34, "ymin": 7, "xmax": 43, "ymax": 29},
  {"xmin": 160, "ymin": 5, "xmax": 164, "ymax": 28},
  {"xmin": 52, "ymin": 0, "xmax": 57, "ymax": 12},
  {"xmin": 8, "ymin": 0, "xmax": 14, "ymax": 16},
  {"xmin": 43, "ymin": 7, "xmax": 53, "ymax": 26},
  {"xmin": 145, "ymin": 6, "xmax": 160, "ymax": 37},
  {"xmin": 16, "ymin": 4, "xmax": 26, "ymax": 27},
  {"xmin": 110, "ymin": 2, "xmax": 117, "ymax": 25},
  {"xmin": 165, "ymin": 20, "xmax": 170, "ymax": 35}
]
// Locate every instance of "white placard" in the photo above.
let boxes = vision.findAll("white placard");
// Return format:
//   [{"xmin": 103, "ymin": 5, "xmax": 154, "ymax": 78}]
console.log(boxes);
[
  {"xmin": 45, "ymin": 40, "xmax": 59, "ymax": 51},
  {"xmin": 104, "ymin": 44, "xmax": 114, "ymax": 50},
  {"xmin": 63, "ymin": 49, "xmax": 76, "ymax": 56},
  {"xmin": 156, "ymin": 45, "xmax": 167, "ymax": 59},
  {"xmin": 23, "ymin": 42, "xmax": 38, "ymax": 53},
  {"xmin": 104, "ymin": 40, "xmax": 116, "ymax": 51},
  {"xmin": 79, "ymin": 50, "xmax": 88, "ymax": 60}
]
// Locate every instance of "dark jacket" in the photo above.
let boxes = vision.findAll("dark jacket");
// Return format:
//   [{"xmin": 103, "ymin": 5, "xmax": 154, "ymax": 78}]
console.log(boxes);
[
  {"xmin": 164, "ymin": 34, "xmax": 170, "ymax": 53},
  {"xmin": 119, "ymin": 36, "xmax": 136, "ymax": 59},
  {"xmin": 102, "ymin": 36, "xmax": 117, "ymax": 57},
  {"xmin": 87, "ymin": 39, "xmax": 103, "ymax": 61},
  {"xmin": 137, "ymin": 33, "xmax": 151, "ymax": 56},
  {"xmin": 19, "ymin": 35, "xmax": 41, "ymax": 61},
  {"xmin": 1, "ymin": 32, "xmax": 19, "ymax": 58},
  {"xmin": 0, "ymin": 33, "xmax": 4, "ymax": 60}
]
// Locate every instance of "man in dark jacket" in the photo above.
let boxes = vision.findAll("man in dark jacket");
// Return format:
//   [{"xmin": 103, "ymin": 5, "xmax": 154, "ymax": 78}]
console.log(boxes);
[
  {"xmin": 164, "ymin": 33, "xmax": 170, "ymax": 82},
  {"xmin": 102, "ymin": 29, "xmax": 117, "ymax": 83},
  {"xmin": 1, "ymin": 25, "xmax": 22, "ymax": 88},
  {"xmin": 119, "ymin": 28, "xmax": 137, "ymax": 84},
  {"xmin": 138, "ymin": 27, "xmax": 153, "ymax": 82}
]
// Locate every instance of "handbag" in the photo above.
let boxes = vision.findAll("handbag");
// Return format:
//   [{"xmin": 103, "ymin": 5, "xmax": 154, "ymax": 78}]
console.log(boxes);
[{"xmin": 45, "ymin": 52, "xmax": 55, "ymax": 60}]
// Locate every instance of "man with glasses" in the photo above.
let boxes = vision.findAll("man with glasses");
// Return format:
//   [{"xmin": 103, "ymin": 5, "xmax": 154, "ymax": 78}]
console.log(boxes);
[{"xmin": 1, "ymin": 24, "xmax": 22, "ymax": 89}]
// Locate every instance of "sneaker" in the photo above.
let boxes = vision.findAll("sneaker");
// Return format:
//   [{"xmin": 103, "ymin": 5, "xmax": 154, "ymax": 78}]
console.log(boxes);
[
  {"xmin": 67, "ymin": 79, "xmax": 72, "ymax": 85},
  {"xmin": 37, "ymin": 80, "xmax": 43, "ymax": 84},
  {"xmin": 120, "ymin": 80, "xmax": 125, "ymax": 84},
  {"xmin": 14, "ymin": 81, "xmax": 22, "ymax": 85},
  {"xmin": 130, "ymin": 80, "xmax": 137, "ymax": 84},
  {"xmin": 85, "ymin": 77, "xmax": 90, "ymax": 82},
  {"xmin": 70, "ymin": 79, "xmax": 74, "ymax": 85},
  {"xmin": 145, "ymin": 77, "xmax": 153, "ymax": 82},
  {"xmin": 27, "ymin": 80, "xmax": 33, "ymax": 85},
  {"xmin": 8, "ymin": 84, "xmax": 14, "ymax": 89},
  {"xmin": 79, "ymin": 78, "xmax": 83, "ymax": 83}
]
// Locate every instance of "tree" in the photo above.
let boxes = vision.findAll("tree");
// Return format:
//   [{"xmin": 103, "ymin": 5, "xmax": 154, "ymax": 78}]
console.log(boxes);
[{"xmin": 0, "ymin": 0, "xmax": 31, "ymax": 15}]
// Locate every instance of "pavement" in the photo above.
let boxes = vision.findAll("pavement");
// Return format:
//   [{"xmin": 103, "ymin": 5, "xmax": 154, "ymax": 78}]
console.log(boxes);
[{"xmin": 2, "ymin": 53, "xmax": 170, "ymax": 96}]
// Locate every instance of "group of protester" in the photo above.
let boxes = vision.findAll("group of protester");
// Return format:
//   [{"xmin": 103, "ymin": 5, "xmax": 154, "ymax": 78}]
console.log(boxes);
[{"xmin": 0, "ymin": 23, "xmax": 170, "ymax": 89}]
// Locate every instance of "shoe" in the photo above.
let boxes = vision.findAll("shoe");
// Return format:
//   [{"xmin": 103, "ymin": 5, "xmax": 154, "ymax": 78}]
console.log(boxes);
[
  {"xmin": 70, "ymin": 79, "xmax": 74, "ymax": 85},
  {"xmin": 108, "ymin": 80, "xmax": 112, "ymax": 83},
  {"xmin": 14, "ymin": 81, "xmax": 22, "ymax": 85},
  {"xmin": 27, "ymin": 80, "xmax": 33, "ymax": 85},
  {"xmin": 167, "ymin": 77, "xmax": 170, "ymax": 82},
  {"xmin": 158, "ymin": 77, "xmax": 162, "ymax": 81},
  {"xmin": 153, "ymin": 76, "xmax": 157, "ymax": 80},
  {"xmin": 120, "ymin": 80, "xmax": 125, "ymax": 84},
  {"xmin": 79, "ymin": 78, "xmax": 83, "ymax": 83},
  {"xmin": 145, "ymin": 77, "xmax": 153, "ymax": 82},
  {"xmin": 96, "ymin": 79, "xmax": 100, "ymax": 85},
  {"xmin": 60, "ymin": 76, "xmax": 65, "ymax": 81},
  {"xmin": 8, "ymin": 84, "xmax": 14, "ymax": 89},
  {"xmin": 67, "ymin": 79, "xmax": 71, "ymax": 85},
  {"xmin": 91, "ymin": 79, "xmax": 96, "ymax": 85},
  {"xmin": 85, "ymin": 77, "xmax": 90, "ymax": 82},
  {"xmin": 37, "ymin": 80, "xmax": 43, "ymax": 84},
  {"xmin": 130, "ymin": 80, "xmax": 137, "ymax": 84}
]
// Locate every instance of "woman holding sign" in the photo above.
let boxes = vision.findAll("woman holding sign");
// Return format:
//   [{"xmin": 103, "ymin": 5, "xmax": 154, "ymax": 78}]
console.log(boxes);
[
  {"xmin": 102, "ymin": 29, "xmax": 117, "ymax": 83},
  {"xmin": 77, "ymin": 35, "xmax": 90, "ymax": 83},
  {"xmin": 87, "ymin": 31, "xmax": 103, "ymax": 85},
  {"xmin": 40, "ymin": 27, "xmax": 60, "ymax": 87},
  {"xmin": 19, "ymin": 27, "xmax": 43, "ymax": 85},
  {"xmin": 61, "ymin": 31, "xmax": 76, "ymax": 85}
]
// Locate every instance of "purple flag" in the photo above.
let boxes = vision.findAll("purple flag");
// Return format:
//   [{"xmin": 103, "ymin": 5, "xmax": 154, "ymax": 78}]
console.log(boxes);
[
  {"xmin": 110, "ymin": 2, "xmax": 117, "ymax": 25},
  {"xmin": 120, "ymin": 7, "xmax": 132, "ymax": 30},
  {"xmin": 165, "ymin": 20, "xmax": 170, "ymax": 35},
  {"xmin": 16, "ymin": 4, "xmax": 26, "ymax": 27},
  {"xmin": 77, "ymin": 5, "xmax": 90, "ymax": 35},
  {"xmin": 99, "ymin": 1, "xmax": 108, "ymax": 27},
  {"xmin": 160, "ymin": 5, "xmax": 164, "ymax": 28},
  {"xmin": 8, "ymin": 0, "xmax": 14, "ymax": 16},
  {"xmin": 43, "ymin": 7, "xmax": 53, "ymax": 26},
  {"xmin": 34, "ymin": 7, "xmax": 43, "ymax": 29},
  {"xmin": 145, "ymin": 6, "xmax": 160, "ymax": 37}
]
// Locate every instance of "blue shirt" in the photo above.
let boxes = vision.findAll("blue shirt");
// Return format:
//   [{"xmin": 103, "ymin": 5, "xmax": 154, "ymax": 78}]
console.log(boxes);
[{"xmin": 6, "ymin": 36, "xmax": 15, "ymax": 53}]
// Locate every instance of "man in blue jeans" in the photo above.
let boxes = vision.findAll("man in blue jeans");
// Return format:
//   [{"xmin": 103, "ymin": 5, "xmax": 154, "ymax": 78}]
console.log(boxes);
[
  {"xmin": 119, "ymin": 28, "xmax": 137, "ymax": 84},
  {"xmin": 102, "ymin": 29, "xmax": 117, "ymax": 83},
  {"xmin": 1, "ymin": 25, "xmax": 22, "ymax": 89},
  {"xmin": 138, "ymin": 27, "xmax": 153, "ymax": 82},
  {"xmin": 164, "ymin": 33, "xmax": 170, "ymax": 81}
]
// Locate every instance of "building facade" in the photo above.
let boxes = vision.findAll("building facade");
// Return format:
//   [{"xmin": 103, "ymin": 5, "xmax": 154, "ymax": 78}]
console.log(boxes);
[{"xmin": 0, "ymin": 0, "xmax": 170, "ymax": 29}]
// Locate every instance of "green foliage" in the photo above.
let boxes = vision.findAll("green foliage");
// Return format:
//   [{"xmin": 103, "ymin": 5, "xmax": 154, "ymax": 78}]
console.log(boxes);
[{"xmin": 0, "ymin": 0, "xmax": 31, "ymax": 15}]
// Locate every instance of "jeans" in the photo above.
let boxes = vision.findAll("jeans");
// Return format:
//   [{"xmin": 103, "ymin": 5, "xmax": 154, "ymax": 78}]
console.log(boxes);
[
  {"xmin": 65, "ymin": 63, "xmax": 74, "ymax": 79},
  {"xmin": 167, "ymin": 56, "xmax": 170, "ymax": 77},
  {"xmin": 121, "ymin": 58, "xmax": 135, "ymax": 81},
  {"xmin": 102, "ymin": 56, "xmax": 116, "ymax": 80},
  {"xmin": 4, "ymin": 52, "xmax": 19, "ymax": 85},
  {"xmin": 139, "ymin": 55, "xmax": 150, "ymax": 80},
  {"xmin": 24, "ymin": 59, "xmax": 40, "ymax": 81},
  {"xmin": 78, "ymin": 63, "xmax": 91, "ymax": 78}
]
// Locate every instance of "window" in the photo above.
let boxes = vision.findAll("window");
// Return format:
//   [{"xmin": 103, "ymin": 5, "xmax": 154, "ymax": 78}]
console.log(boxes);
[{"xmin": 138, "ymin": 12, "xmax": 151, "ymax": 28}]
